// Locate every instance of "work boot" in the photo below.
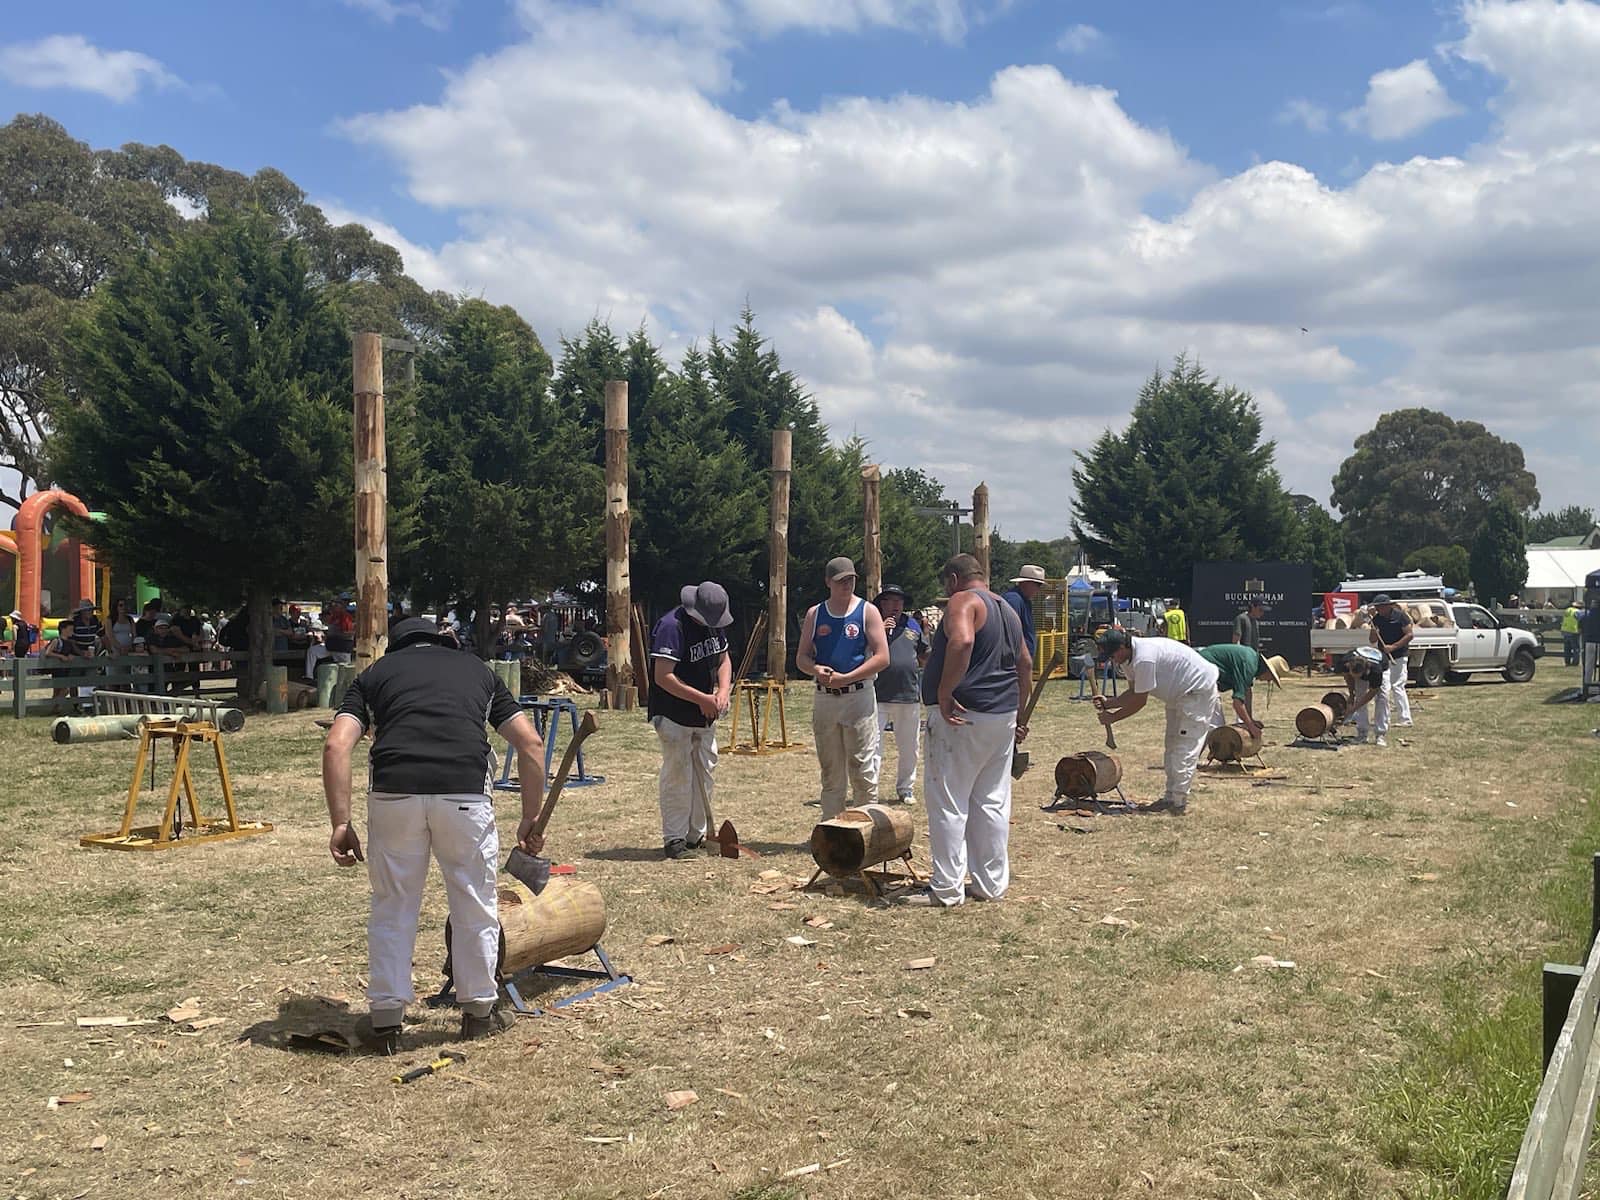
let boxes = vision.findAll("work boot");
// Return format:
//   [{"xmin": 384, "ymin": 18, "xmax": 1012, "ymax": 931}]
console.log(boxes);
[
  {"xmin": 459, "ymin": 1006, "xmax": 516, "ymax": 1041},
  {"xmin": 361, "ymin": 1020, "xmax": 403, "ymax": 1056},
  {"xmin": 684, "ymin": 835, "xmax": 705, "ymax": 851},
  {"xmin": 663, "ymin": 838, "xmax": 689, "ymax": 860},
  {"xmin": 1141, "ymin": 797, "xmax": 1187, "ymax": 816},
  {"xmin": 1374, "ymin": 735, "xmax": 1388, "ymax": 748}
]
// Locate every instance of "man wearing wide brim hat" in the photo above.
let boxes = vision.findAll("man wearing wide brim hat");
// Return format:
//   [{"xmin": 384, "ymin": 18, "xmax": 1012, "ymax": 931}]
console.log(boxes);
[
  {"xmin": 1000, "ymin": 565, "xmax": 1046, "ymax": 659},
  {"xmin": 647, "ymin": 582, "xmax": 734, "ymax": 859},
  {"xmin": 322, "ymin": 615, "xmax": 549, "ymax": 1050},
  {"xmin": 1197, "ymin": 642, "xmax": 1282, "ymax": 740},
  {"xmin": 797, "ymin": 557, "xmax": 889, "ymax": 818},
  {"xmin": 871, "ymin": 584, "xmax": 930, "ymax": 803}
]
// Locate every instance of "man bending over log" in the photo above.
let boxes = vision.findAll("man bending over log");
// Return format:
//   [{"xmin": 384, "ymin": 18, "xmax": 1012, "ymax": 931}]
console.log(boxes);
[{"xmin": 1094, "ymin": 630, "xmax": 1219, "ymax": 817}]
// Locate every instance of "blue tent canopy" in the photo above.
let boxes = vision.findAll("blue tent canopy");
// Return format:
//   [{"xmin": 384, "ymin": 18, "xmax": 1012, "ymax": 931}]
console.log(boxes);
[{"xmin": 1067, "ymin": 578, "xmax": 1093, "ymax": 592}]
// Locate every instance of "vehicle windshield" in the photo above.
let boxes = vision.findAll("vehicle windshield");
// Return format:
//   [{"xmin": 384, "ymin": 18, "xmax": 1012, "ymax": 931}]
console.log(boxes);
[{"xmin": 1069, "ymin": 592, "xmax": 1114, "ymax": 628}]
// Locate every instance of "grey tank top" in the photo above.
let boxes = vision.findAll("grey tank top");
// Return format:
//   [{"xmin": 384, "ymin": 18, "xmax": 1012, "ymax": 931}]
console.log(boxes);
[{"xmin": 921, "ymin": 591, "xmax": 1022, "ymax": 712}]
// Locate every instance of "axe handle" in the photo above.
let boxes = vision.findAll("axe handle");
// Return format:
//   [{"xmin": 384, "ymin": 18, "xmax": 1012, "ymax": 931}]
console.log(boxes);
[
  {"xmin": 1019, "ymin": 650, "xmax": 1063, "ymax": 726},
  {"xmin": 533, "ymin": 711, "xmax": 598, "ymax": 837}
]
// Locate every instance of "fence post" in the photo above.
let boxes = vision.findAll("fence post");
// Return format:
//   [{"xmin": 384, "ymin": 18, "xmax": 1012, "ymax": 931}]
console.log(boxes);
[
  {"xmin": 12, "ymin": 658, "xmax": 28, "ymax": 719},
  {"xmin": 1543, "ymin": 963, "xmax": 1584, "ymax": 1072},
  {"xmin": 1590, "ymin": 852, "xmax": 1600, "ymax": 957}
]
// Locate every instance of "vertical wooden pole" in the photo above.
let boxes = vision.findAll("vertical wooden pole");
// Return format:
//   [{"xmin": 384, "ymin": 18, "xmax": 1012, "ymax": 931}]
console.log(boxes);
[
  {"xmin": 604, "ymin": 380, "xmax": 634, "ymax": 711},
  {"xmin": 769, "ymin": 430, "xmax": 792, "ymax": 681},
  {"xmin": 353, "ymin": 332, "xmax": 388, "ymax": 670},
  {"xmin": 862, "ymin": 465, "xmax": 882, "ymax": 602},
  {"xmin": 973, "ymin": 482, "xmax": 990, "ymax": 581}
]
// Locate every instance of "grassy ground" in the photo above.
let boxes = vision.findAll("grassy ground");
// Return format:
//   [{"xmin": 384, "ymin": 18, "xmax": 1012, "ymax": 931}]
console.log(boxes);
[{"xmin": 2, "ymin": 661, "xmax": 1597, "ymax": 1199}]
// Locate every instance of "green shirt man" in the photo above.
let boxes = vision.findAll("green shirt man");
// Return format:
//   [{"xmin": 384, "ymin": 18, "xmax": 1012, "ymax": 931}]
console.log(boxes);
[{"xmin": 1198, "ymin": 643, "xmax": 1279, "ymax": 736}]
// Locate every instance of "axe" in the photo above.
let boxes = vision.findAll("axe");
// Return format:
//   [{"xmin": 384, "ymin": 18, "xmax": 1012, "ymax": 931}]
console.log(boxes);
[
  {"xmin": 1011, "ymin": 649, "xmax": 1063, "ymax": 779},
  {"xmin": 505, "ymin": 710, "xmax": 599, "ymax": 894}
]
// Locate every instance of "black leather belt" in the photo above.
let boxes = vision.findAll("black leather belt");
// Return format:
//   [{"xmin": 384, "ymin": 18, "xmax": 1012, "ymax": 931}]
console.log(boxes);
[{"xmin": 816, "ymin": 681, "xmax": 866, "ymax": 695}]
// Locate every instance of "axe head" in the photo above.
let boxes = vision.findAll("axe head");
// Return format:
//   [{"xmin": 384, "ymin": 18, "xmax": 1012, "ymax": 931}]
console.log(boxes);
[
  {"xmin": 716, "ymin": 818, "xmax": 741, "ymax": 859},
  {"xmin": 1011, "ymin": 749, "xmax": 1031, "ymax": 779},
  {"xmin": 505, "ymin": 846, "xmax": 551, "ymax": 894}
]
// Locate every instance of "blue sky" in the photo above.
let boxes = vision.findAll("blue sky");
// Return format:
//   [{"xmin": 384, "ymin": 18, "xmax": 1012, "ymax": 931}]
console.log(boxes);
[{"xmin": 3, "ymin": 0, "xmax": 1596, "ymax": 539}]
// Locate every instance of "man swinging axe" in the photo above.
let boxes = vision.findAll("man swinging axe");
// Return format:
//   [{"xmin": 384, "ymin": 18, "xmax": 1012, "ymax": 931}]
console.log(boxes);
[{"xmin": 322, "ymin": 616, "xmax": 547, "ymax": 1053}]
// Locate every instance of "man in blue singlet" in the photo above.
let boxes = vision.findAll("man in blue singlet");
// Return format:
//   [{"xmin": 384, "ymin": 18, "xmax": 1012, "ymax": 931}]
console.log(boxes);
[{"xmin": 797, "ymin": 556, "xmax": 890, "ymax": 818}]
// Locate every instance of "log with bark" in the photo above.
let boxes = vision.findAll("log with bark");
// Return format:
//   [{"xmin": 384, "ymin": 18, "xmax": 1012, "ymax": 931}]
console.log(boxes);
[
  {"xmin": 810, "ymin": 804, "xmax": 914, "ymax": 877},
  {"xmin": 1054, "ymin": 750, "xmax": 1122, "ymax": 799}
]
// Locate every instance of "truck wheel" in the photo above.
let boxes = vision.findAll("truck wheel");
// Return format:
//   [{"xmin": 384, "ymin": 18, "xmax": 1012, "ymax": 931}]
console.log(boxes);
[
  {"xmin": 1444, "ymin": 671, "xmax": 1470, "ymax": 685},
  {"xmin": 1416, "ymin": 652, "xmax": 1447, "ymax": 689},
  {"xmin": 567, "ymin": 631, "xmax": 604, "ymax": 669},
  {"xmin": 1502, "ymin": 649, "xmax": 1536, "ymax": 684}
]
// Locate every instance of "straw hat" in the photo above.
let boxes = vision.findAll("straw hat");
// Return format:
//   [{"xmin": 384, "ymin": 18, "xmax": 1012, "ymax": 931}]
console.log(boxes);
[{"xmin": 1261, "ymin": 654, "xmax": 1290, "ymax": 686}]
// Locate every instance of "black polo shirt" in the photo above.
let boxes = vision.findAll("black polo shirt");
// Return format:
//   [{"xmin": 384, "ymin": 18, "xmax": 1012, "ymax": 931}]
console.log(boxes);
[{"xmin": 336, "ymin": 642, "xmax": 522, "ymax": 796}]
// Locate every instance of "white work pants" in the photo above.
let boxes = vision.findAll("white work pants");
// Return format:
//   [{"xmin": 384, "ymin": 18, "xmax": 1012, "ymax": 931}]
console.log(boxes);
[
  {"xmin": 305, "ymin": 643, "xmax": 351, "ymax": 681},
  {"xmin": 812, "ymin": 688, "xmax": 879, "ymax": 818},
  {"xmin": 1164, "ymin": 688, "xmax": 1217, "ymax": 806},
  {"xmin": 1385, "ymin": 656, "xmax": 1411, "ymax": 724},
  {"xmin": 876, "ymin": 699, "xmax": 921, "ymax": 798},
  {"xmin": 366, "ymin": 793, "xmax": 499, "ymax": 1023},
  {"xmin": 923, "ymin": 708, "xmax": 1015, "ymax": 906},
  {"xmin": 1352, "ymin": 686, "xmax": 1389, "ymax": 739},
  {"xmin": 653, "ymin": 716, "xmax": 717, "ymax": 845}
]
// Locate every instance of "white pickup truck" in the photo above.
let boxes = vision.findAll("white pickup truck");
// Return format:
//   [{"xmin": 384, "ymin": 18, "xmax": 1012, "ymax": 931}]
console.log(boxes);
[{"xmin": 1310, "ymin": 596, "xmax": 1540, "ymax": 687}]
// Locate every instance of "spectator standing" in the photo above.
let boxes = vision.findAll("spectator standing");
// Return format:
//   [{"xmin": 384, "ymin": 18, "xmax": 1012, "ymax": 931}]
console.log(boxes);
[
  {"xmin": 271, "ymin": 599, "xmax": 291, "ymax": 653},
  {"xmin": 647, "ymin": 582, "xmax": 734, "ymax": 859},
  {"xmin": 1233, "ymin": 599, "xmax": 1263, "ymax": 649},
  {"xmin": 1093, "ymin": 631, "xmax": 1219, "ymax": 816},
  {"xmin": 135, "ymin": 598, "xmax": 163, "ymax": 643},
  {"xmin": 1563, "ymin": 601, "xmax": 1582, "ymax": 667},
  {"xmin": 1000, "ymin": 565, "xmax": 1045, "ymax": 658},
  {"xmin": 1368, "ymin": 594, "xmax": 1414, "ymax": 731},
  {"xmin": 797, "ymin": 557, "xmax": 890, "ymax": 819},
  {"xmin": 175, "ymin": 605, "xmax": 204, "ymax": 650},
  {"xmin": 66, "ymin": 599, "xmax": 108, "ymax": 656},
  {"xmin": 108, "ymin": 598, "xmax": 136, "ymax": 654},
  {"xmin": 542, "ymin": 605, "xmax": 562, "ymax": 667},
  {"xmin": 1163, "ymin": 599, "xmax": 1189, "ymax": 644},
  {"xmin": 322, "ymin": 616, "xmax": 547, "ymax": 1051},
  {"xmin": 901, "ymin": 554, "xmax": 1030, "ymax": 907},
  {"xmin": 8, "ymin": 609, "xmax": 36, "ymax": 658},
  {"xmin": 872, "ymin": 585, "xmax": 929, "ymax": 804}
]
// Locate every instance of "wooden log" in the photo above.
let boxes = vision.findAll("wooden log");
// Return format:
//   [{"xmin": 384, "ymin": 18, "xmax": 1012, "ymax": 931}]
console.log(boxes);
[
  {"xmin": 973, "ymin": 482, "xmax": 990, "ymax": 581},
  {"xmin": 497, "ymin": 877, "xmax": 608, "ymax": 976},
  {"xmin": 1205, "ymin": 724, "xmax": 1262, "ymax": 762},
  {"xmin": 1296, "ymin": 703, "xmax": 1336, "ymax": 738},
  {"xmin": 862, "ymin": 464, "xmax": 882, "ymax": 603},
  {"xmin": 1320, "ymin": 692, "xmax": 1350, "ymax": 721},
  {"xmin": 810, "ymin": 803, "xmax": 914, "ymax": 877},
  {"xmin": 768, "ymin": 429, "xmax": 792, "ymax": 681},
  {"xmin": 353, "ymin": 332, "xmax": 388, "ymax": 670},
  {"xmin": 1054, "ymin": 750, "xmax": 1122, "ymax": 798},
  {"xmin": 265, "ymin": 665, "xmax": 289, "ymax": 715},
  {"xmin": 604, "ymin": 381, "xmax": 634, "ymax": 711},
  {"xmin": 51, "ymin": 714, "xmax": 144, "ymax": 744}
]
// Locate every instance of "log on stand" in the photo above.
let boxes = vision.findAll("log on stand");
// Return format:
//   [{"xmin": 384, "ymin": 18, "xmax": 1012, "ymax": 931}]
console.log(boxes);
[
  {"xmin": 1205, "ymin": 723, "xmax": 1264, "ymax": 765},
  {"xmin": 1295, "ymin": 704, "xmax": 1337, "ymax": 739},
  {"xmin": 1053, "ymin": 750, "xmax": 1123, "ymax": 800},
  {"xmin": 806, "ymin": 804, "xmax": 920, "ymax": 896},
  {"xmin": 1320, "ymin": 692, "xmax": 1350, "ymax": 721}
]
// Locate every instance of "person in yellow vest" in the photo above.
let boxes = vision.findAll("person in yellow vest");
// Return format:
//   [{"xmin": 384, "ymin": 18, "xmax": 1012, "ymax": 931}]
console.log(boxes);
[
  {"xmin": 1162, "ymin": 599, "xmax": 1189, "ymax": 644},
  {"xmin": 1563, "ymin": 601, "xmax": 1582, "ymax": 667}
]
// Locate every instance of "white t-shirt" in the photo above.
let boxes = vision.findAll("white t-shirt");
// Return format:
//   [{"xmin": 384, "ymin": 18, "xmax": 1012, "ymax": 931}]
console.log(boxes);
[{"xmin": 1127, "ymin": 636, "xmax": 1218, "ymax": 702}]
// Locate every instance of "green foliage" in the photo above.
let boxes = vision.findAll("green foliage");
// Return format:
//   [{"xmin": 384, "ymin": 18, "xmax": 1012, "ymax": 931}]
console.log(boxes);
[
  {"xmin": 50, "ymin": 214, "xmax": 352, "ymax": 691},
  {"xmin": 1402, "ymin": 545, "xmax": 1471, "ymax": 590},
  {"xmin": 1526, "ymin": 504, "xmax": 1596, "ymax": 545},
  {"xmin": 1331, "ymin": 409, "xmax": 1538, "ymax": 575},
  {"xmin": 989, "ymin": 534, "xmax": 1073, "ymax": 588},
  {"xmin": 1469, "ymin": 496, "xmax": 1528, "ymax": 606},
  {"xmin": 882, "ymin": 466, "xmax": 961, "ymax": 602},
  {"xmin": 408, "ymin": 299, "xmax": 596, "ymax": 650},
  {"xmin": 1071, "ymin": 357, "xmax": 1296, "ymax": 601},
  {"xmin": 1286, "ymin": 497, "xmax": 1348, "ymax": 591}
]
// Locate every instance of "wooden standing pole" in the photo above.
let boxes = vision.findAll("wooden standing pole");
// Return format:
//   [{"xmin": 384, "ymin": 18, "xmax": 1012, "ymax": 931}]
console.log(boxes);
[
  {"xmin": 604, "ymin": 381, "xmax": 634, "ymax": 710},
  {"xmin": 768, "ymin": 429, "xmax": 792, "ymax": 681},
  {"xmin": 353, "ymin": 332, "xmax": 388, "ymax": 670},
  {"xmin": 862, "ymin": 464, "xmax": 882, "ymax": 602},
  {"xmin": 973, "ymin": 482, "xmax": 990, "ymax": 582}
]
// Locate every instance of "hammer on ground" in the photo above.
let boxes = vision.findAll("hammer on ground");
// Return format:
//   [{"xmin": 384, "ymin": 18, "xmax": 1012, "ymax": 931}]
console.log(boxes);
[{"xmin": 393, "ymin": 1049, "xmax": 465, "ymax": 1084}]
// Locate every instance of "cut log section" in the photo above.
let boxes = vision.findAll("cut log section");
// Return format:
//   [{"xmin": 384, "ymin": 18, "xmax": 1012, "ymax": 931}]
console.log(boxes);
[
  {"xmin": 473, "ymin": 877, "xmax": 608, "ymax": 977},
  {"xmin": 810, "ymin": 804, "xmax": 914, "ymax": 878},
  {"xmin": 1205, "ymin": 724, "xmax": 1262, "ymax": 763},
  {"xmin": 1320, "ymin": 692, "xmax": 1350, "ymax": 721},
  {"xmin": 1054, "ymin": 751, "xmax": 1123, "ymax": 799},
  {"xmin": 1295, "ymin": 704, "xmax": 1336, "ymax": 739}
]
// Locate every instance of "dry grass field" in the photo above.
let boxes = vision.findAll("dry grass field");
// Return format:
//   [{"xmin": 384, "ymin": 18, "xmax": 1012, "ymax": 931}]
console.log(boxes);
[{"xmin": 3, "ymin": 660, "xmax": 1599, "ymax": 1199}]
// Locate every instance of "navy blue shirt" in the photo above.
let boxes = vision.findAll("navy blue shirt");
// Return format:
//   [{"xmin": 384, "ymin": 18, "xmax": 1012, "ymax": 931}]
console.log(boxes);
[
  {"xmin": 1001, "ymin": 587, "xmax": 1037, "ymax": 657},
  {"xmin": 647, "ymin": 608, "xmax": 729, "ymax": 728},
  {"xmin": 874, "ymin": 616, "xmax": 927, "ymax": 704}
]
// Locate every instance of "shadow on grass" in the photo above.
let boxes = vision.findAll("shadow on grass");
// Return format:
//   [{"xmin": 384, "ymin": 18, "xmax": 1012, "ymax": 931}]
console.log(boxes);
[{"xmin": 583, "ymin": 840, "xmax": 811, "ymax": 863}]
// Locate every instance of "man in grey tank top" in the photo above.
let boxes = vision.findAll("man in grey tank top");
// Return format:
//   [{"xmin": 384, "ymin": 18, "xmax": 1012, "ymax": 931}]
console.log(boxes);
[{"xmin": 901, "ymin": 554, "xmax": 1033, "ymax": 907}]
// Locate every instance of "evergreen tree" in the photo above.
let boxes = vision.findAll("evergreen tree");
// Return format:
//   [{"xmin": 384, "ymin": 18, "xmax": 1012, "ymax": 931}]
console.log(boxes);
[
  {"xmin": 1286, "ymin": 496, "xmax": 1347, "ymax": 591},
  {"xmin": 1469, "ymin": 495, "xmax": 1529, "ymax": 607},
  {"xmin": 1401, "ymin": 545, "xmax": 1470, "ymax": 590},
  {"xmin": 50, "ymin": 215, "xmax": 351, "ymax": 696},
  {"xmin": 410, "ymin": 299, "xmax": 596, "ymax": 654},
  {"xmin": 1071, "ymin": 357, "xmax": 1295, "ymax": 602},
  {"xmin": 1527, "ymin": 504, "xmax": 1596, "ymax": 544}
]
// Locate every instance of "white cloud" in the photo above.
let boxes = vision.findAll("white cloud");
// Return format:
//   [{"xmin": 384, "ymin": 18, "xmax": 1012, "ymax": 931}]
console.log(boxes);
[
  {"xmin": 337, "ymin": 0, "xmax": 1600, "ymax": 535},
  {"xmin": 516, "ymin": 0, "xmax": 976, "ymax": 42},
  {"xmin": 1278, "ymin": 98, "xmax": 1330, "ymax": 133},
  {"xmin": 0, "ymin": 34, "xmax": 178, "ymax": 102},
  {"xmin": 1341, "ymin": 58, "xmax": 1462, "ymax": 140},
  {"xmin": 340, "ymin": 0, "xmax": 455, "ymax": 30},
  {"xmin": 1056, "ymin": 23, "xmax": 1103, "ymax": 53}
]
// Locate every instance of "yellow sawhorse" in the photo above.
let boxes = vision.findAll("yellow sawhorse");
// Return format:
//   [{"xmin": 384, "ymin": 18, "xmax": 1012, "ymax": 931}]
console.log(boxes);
[
  {"xmin": 727, "ymin": 679, "xmax": 806, "ymax": 756},
  {"xmin": 80, "ymin": 719, "xmax": 273, "ymax": 851}
]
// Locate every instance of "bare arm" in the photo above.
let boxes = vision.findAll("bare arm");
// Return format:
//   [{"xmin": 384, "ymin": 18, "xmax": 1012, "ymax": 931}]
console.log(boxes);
[
  {"xmin": 833, "ymin": 603, "xmax": 888, "ymax": 687},
  {"xmin": 1013, "ymin": 636, "xmax": 1034, "ymax": 743},
  {"xmin": 499, "ymin": 711, "xmax": 547, "ymax": 855},
  {"xmin": 936, "ymin": 593, "xmax": 979, "ymax": 725},
  {"xmin": 714, "ymin": 652, "xmax": 732, "ymax": 711},
  {"xmin": 653, "ymin": 657, "xmax": 722, "ymax": 721},
  {"xmin": 322, "ymin": 715, "xmax": 365, "ymax": 865},
  {"xmin": 1096, "ymin": 690, "xmax": 1148, "ymax": 723},
  {"xmin": 795, "ymin": 606, "xmax": 821, "ymax": 678}
]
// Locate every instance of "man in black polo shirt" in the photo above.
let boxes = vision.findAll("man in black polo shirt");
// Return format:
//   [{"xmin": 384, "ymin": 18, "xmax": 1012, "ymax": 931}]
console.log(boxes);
[
  {"xmin": 1368, "ymin": 594, "xmax": 1414, "ymax": 739},
  {"xmin": 322, "ymin": 617, "xmax": 548, "ymax": 1050},
  {"xmin": 648, "ymin": 581, "xmax": 733, "ymax": 859}
]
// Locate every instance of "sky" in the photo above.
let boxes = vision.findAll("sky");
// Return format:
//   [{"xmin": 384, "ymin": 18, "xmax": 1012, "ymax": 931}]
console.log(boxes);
[{"xmin": 2, "ymin": 0, "xmax": 1597, "ymax": 541}]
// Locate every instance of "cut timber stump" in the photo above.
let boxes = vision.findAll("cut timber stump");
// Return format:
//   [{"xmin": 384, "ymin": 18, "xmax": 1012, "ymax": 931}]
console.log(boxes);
[
  {"xmin": 810, "ymin": 803, "xmax": 914, "ymax": 877},
  {"xmin": 1206, "ymin": 723, "xmax": 1263, "ymax": 763},
  {"xmin": 497, "ymin": 877, "xmax": 607, "ymax": 976},
  {"xmin": 1054, "ymin": 750, "xmax": 1122, "ymax": 799},
  {"xmin": 1296, "ymin": 704, "xmax": 1336, "ymax": 739},
  {"xmin": 1320, "ymin": 692, "xmax": 1350, "ymax": 721}
]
